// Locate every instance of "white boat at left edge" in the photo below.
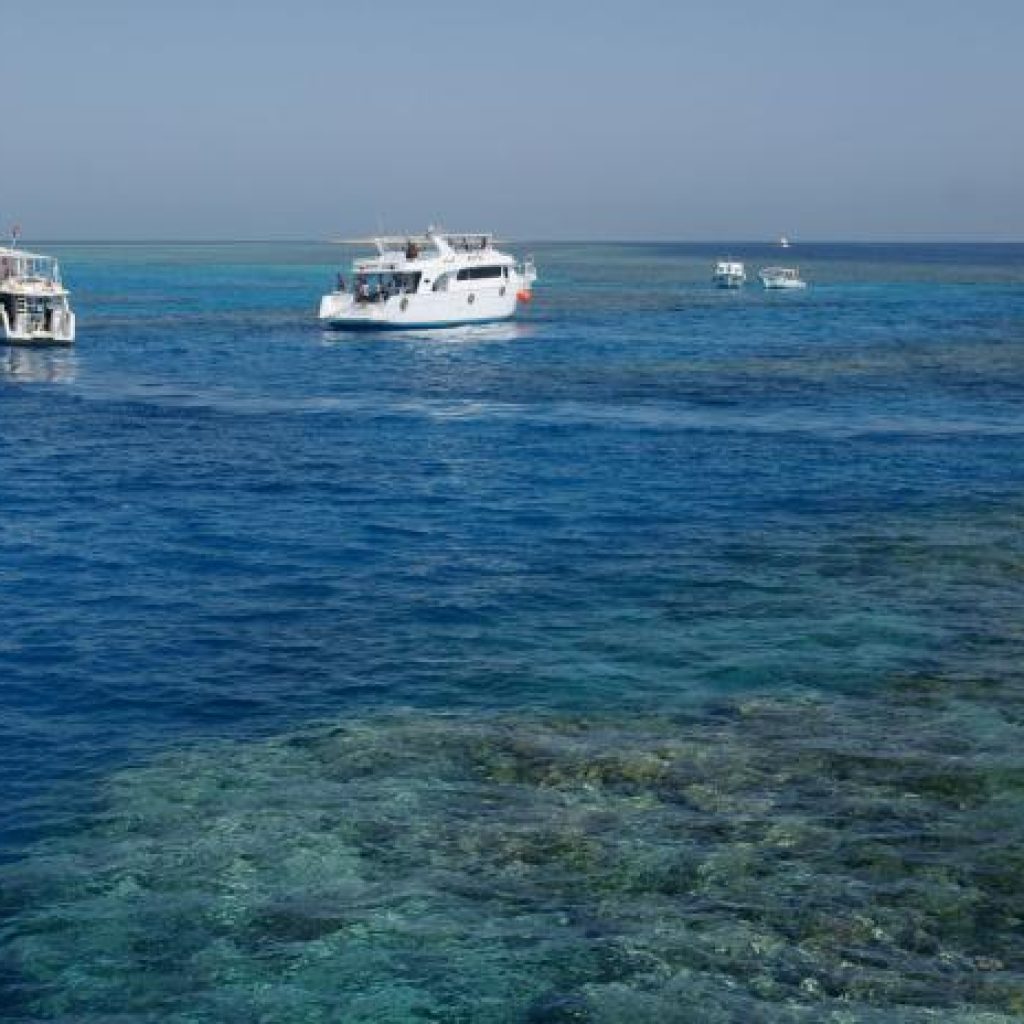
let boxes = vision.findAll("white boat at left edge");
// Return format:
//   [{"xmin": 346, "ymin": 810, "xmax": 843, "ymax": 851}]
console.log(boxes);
[{"xmin": 0, "ymin": 236, "xmax": 76, "ymax": 344}]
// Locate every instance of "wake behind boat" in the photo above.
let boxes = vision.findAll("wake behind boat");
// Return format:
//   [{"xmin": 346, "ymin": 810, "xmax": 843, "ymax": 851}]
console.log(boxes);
[
  {"xmin": 319, "ymin": 229, "xmax": 536, "ymax": 330},
  {"xmin": 0, "ymin": 238, "xmax": 75, "ymax": 344}
]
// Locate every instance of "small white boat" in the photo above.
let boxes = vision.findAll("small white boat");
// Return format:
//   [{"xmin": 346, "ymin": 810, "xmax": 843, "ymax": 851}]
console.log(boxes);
[
  {"xmin": 759, "ymin": 266, "xmax": 807, "ymax": 290},
  {"xmin": 779, "ymin": 236, "xmax": 791, "ymax": 249},
  {"xmin": 0, "ymin": 237, "xmax": 75, "ymax": 344},
  {"xmin": 712, "ymin": 260, "xmax": 746, "ymax": 289},
  {"xmin": 319, "ymin": 228, "xmax": 536, "ymax": 330}
]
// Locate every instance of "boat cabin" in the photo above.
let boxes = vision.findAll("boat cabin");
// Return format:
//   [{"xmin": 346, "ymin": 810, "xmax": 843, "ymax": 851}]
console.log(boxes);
[
  {"xmin": 341, "ymin": 231, "xmax": 515, "ymax": 301},
  {"xmin": 1, "ymin": 249, "xmax": 62, "ymax": 285},
  {"xmin": 350, "ymin": 271, "xmax": 422, "ymax": 303}
]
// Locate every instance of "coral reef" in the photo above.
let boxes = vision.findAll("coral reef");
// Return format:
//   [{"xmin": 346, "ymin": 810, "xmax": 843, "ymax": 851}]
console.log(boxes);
[{"xmin": 3, "ymin": 679, "xmax": 1024, "ymax": 1022}]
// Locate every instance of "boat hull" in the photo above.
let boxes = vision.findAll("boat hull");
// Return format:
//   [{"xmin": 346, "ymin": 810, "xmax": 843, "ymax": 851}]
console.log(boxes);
[
  {"xmin": 322, "ymin": 314, "xmax": 516, "ymax": 331},
  {"xmin": 319, "ymin": 283, "xmax": 523, "ymax": 331},
  {"xmin": 761, "ymin": 280, "xmax": 807, "ymax": 290},
  {"xmin": 1, "ymin": 335, "xmax": 75, "ymax": 346},
  {"xmin": 1, "ymin": 309, "xmax": 76, "ymax": 345}
]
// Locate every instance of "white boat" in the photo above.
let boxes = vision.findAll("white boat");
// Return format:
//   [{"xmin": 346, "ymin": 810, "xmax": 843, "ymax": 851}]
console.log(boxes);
[
  {"xmin": 318, "ymin": 229, "xmax": 537, "ymax": 330},
  {"xmin": 0, "ymin": 240, "xmax": 75, "ymax": 344},
  {"xmin": 779, "ymin": 236, "xmax": 791, "ymax": 249},
  {"xmin": 759, "ymin": 266, "xmax": 807, "ymax": 290},
  {"xmin": 712, "ymin": 260, "xmax": 746, "ymax": 289}
]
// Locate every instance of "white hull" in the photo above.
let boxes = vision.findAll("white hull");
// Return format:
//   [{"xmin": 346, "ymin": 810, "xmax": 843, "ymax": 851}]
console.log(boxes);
[
  {"xmin": 1, "ymin": 306, "xmax": 76, "ymax": 344},
  {"xmin": 320, "ymin": 282, "xmax": 521, "ymax": 329},
  {"xmin": 762, "ymin": 280, "xmax": 806, "ymax": 290},
  {"xmin": 713, "ymin": 275, "xmax": 744, "ymax": 289}
]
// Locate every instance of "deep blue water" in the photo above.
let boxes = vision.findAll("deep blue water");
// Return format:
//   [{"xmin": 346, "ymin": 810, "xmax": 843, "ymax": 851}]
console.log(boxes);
[{"xmin": 2, "ymin": 243, "xmax": 1024, "ymax": 1022}]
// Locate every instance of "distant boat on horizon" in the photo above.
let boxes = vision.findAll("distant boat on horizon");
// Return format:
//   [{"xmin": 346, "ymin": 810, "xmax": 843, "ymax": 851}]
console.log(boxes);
[
  {"xmin": 779, "ymin": 236, "xmax": 791, "ymax": 249},
  {"xmin": 712, "ymin": 260, "xmax": 746, "ymax": 289},
  {"xmin": 759, "ymin": 266, "xmax": 807, "ymax": 290}
]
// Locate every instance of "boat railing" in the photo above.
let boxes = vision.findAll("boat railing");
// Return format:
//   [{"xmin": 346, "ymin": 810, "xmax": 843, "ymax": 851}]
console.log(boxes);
[
  {"xmin": 0, "ymin": 253, "xmax": 61, "ymax": 285},
  {"xmin": 445, "ymin": 234, "xmax": 491, "ymax": 253}
]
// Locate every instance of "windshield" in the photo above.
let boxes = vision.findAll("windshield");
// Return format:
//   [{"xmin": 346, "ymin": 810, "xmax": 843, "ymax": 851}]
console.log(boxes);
[{"xmin": 352, "ymin": 271, "xmax": 421, "ymax": 300}]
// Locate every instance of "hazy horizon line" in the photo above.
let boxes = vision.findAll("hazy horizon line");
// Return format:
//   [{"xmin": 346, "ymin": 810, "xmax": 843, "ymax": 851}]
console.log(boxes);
[{"xmin": 15, "ymin": 237, "xmax": 1024, "ymax": 247}]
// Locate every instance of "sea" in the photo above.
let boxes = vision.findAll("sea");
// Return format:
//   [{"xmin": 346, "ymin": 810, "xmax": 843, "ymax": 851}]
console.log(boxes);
[{"xmin": 1, "ymin": 242, "xmax": 1023, "ymax": 1022}]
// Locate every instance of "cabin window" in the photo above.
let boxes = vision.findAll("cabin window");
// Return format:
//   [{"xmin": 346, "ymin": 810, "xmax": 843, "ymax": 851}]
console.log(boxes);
[
  {"xmin": 353, "ymin": 270, "xmax": 422, "ymax": 301},
  {"xmin": 456, "ymin": 265, "xmax": 504, "ymax": 282}
]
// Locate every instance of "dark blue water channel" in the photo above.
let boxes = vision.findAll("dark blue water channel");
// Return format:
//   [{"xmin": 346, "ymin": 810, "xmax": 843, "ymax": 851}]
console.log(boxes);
[{"xmin": 2, "ymin": 243, "xmax": 1024, "ymax": 1021}]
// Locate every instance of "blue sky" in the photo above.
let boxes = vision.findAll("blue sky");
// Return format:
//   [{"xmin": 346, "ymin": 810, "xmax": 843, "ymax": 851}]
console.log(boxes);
[{"xmin": 5, "ymin": 0, "xmax": 1023, "ymax": 240}]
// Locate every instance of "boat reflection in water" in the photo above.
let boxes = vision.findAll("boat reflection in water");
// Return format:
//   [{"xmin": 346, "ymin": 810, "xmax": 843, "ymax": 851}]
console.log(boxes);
[{"xmin": 2, "ymin": 344, "xmax": 77, "ymax": 383}]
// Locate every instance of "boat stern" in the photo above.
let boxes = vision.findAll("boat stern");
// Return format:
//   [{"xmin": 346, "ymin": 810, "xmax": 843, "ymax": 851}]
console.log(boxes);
[
  {"xmin": 318, "ymin": 291, "xmax": 356, "ymax": 323},
  {"xmin": 0, "ymin": 296, "xmax": 76, "ymax": 345}
]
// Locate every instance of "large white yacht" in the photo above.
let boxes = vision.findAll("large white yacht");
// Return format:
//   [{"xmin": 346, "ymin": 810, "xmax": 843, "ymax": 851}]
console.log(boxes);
[
  {"xmin": 319, "ymin": 229, "xmax": 536, "ymax": 330},
  {"xmin": 0, "ymin": 240, "xmax": 75, "ymax": 344}
]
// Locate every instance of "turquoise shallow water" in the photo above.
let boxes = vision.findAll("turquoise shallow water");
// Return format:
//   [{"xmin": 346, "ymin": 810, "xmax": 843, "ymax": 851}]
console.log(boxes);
[{"xmin": 2, "ymin": 242, "xmax": 1024, "ymax": 1020}]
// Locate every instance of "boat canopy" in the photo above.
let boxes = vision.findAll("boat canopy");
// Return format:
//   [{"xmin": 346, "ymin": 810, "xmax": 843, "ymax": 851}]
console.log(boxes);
[
  {"xmin": 332, "ymin": 231, "xmax": 495, "ymax": 257},
  {"xmin": 0, "ymin": 248, "xmax": 62, "ymax": 283}
]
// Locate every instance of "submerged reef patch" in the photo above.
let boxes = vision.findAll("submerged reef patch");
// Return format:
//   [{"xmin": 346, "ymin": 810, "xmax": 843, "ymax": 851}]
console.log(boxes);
[{"xmin": 3, "ymin": 681, "xmax": 1024, "ymax": 1022}]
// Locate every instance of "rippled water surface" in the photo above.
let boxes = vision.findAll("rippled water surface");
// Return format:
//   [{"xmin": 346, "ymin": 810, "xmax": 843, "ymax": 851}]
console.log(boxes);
[{"xmin": 2, "ymin": 242, "xmax": 1024, "ymax": 1021}]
